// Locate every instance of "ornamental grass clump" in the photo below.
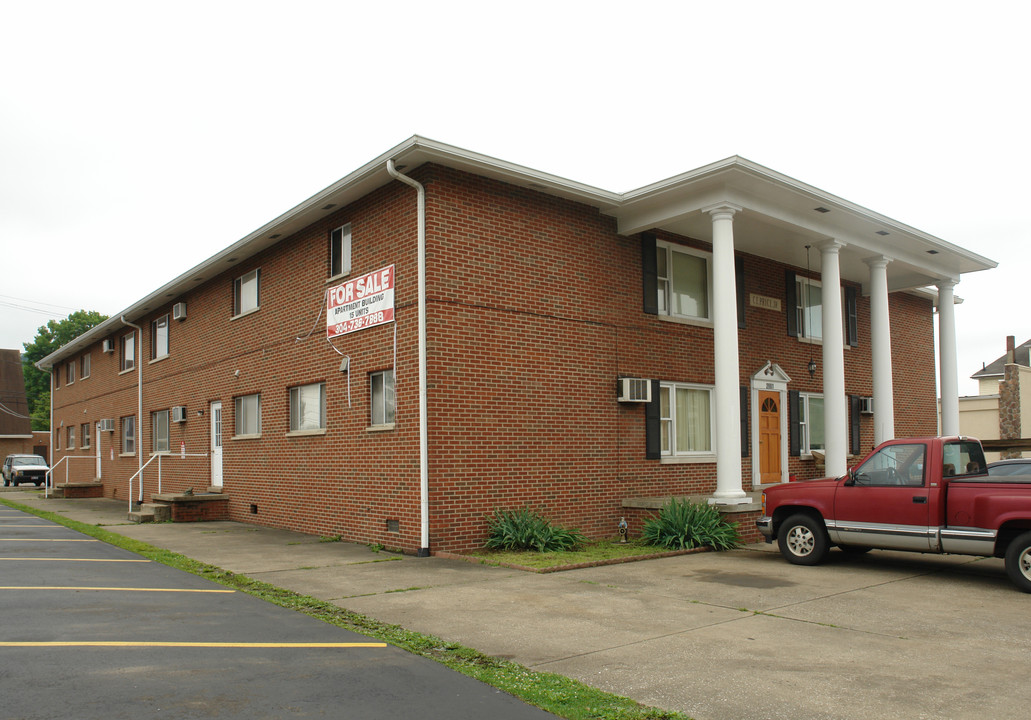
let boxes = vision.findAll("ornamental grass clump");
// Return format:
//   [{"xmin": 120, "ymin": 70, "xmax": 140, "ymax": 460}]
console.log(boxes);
[
  {"xmin": 641, "ymin": 497, "xmax": 742, "ymax": 551},
  {"xmin": 485, "ymin": 508, "xmax": 588, "ymax": 552}
]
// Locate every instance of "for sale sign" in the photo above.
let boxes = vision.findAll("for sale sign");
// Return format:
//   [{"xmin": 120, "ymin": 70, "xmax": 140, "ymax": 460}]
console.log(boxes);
[{"xmin": 327, "ymin": 265, "xmax": 395, "ymax": 338}]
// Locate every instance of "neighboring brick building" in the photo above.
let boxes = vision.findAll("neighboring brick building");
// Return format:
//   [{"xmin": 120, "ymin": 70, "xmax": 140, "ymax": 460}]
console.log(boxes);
[
  {"xmin": 0, "ymin": 349, "xmax": 49, "ymax": 462},
  {"xmin": 37, "ymin": 137, "xmax": 996, "ymax": 553}
]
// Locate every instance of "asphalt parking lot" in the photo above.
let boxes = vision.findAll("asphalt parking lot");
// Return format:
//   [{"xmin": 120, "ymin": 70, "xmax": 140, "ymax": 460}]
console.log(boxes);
[
  {"xmin": 0, "ymin": 503, "xmax": 556, "ymax": 720},
  {"xmin": 6, "ymin": 491, "xmax": 1031, "ymax": 720}
]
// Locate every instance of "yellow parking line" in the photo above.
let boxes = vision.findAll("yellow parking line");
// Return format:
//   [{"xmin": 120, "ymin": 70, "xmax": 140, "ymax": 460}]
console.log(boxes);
[
  {"xmin": 0, "ymin": 524, "xmax": 60, "ymax": 527},
  {"xmin": 0, "ymin": 586, "xmax": 234, "ymax": 593},
  {"xmin": 0, "ymin": 641, "xmax": 387, "ymax": 648},
  {"xmin": 0, "ymin": 558, "xmax": 150, "ymax": 563}
]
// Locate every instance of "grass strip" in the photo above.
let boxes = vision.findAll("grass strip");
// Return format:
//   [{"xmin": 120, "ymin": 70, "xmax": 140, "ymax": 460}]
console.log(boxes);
[{"xmin": 0, "ymin": 497, "xmax": 690, "ymax": 720}]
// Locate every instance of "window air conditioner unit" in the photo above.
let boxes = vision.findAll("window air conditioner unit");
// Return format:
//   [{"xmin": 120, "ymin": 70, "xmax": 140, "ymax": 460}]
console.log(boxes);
[
  {"xmin": 617, "ymin": 377, "xmax": 652, "ymax": 403},
  {"xmin": 172, "ymin": 302, "xmax": 187, "ymax": 320},
  {"xmin": 102, "ymin": 339, "xmax": 114, "ymax": 353},
  {"xmin": 171, "ymin": 406, "xmax": 187, "ymax": 423},
  {"xmin": 98, "ymin": 419, "xmax": 115, "ymax": 432},
  {"xmin": 860, "ymin": 397, "xmax": 874, "ymax": 415}
]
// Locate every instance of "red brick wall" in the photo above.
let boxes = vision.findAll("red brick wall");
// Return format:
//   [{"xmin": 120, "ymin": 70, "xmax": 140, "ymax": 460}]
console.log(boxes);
[{"xmin": 48, "ymin": 163, "xmax": 941, "ymax": 553}]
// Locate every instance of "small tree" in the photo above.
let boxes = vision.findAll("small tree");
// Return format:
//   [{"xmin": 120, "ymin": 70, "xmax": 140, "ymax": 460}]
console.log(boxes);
[{"xmin": 21, "ymin": 310, "xmax": 108, "ymax": 430}]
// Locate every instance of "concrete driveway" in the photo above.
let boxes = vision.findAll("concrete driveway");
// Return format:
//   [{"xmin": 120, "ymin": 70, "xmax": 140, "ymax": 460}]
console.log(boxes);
[{"xmin": 7, "ymin": 492, "xmax": 1030, "ymax": 720}]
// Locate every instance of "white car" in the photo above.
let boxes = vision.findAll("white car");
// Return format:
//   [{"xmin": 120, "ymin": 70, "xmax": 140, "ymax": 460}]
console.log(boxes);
[{"xmin": 2, "ymin": 454, "xmax": 49, "ymax": 487}]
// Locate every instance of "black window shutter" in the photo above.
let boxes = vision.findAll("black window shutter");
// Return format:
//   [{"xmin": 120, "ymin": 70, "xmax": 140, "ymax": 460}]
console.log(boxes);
[
  {"xmin": 641, "ymin": 234, "xmax": 658, "ymax": 315},
  {"xmin": 849, "ymin": 395, "xmax": 861, "ymax": 456},
  {"xmin": 329, "ymin": 228, "xmax": 338, "ymax": 277},
  {"xmin": 645, "ymin": 379, "xmax": 661, "ymax": 459},
  {"xmin": 788, "ymin": 389, "xmax": 801, "ymax": 457},
  {"xmin": 740, "ymin": 385, "xmax": 750, "ymax": 458},
  {"xmin": 736, "ymin": 257, "xmax": 746, "ymax": 329},
  {"xmin": 785, "ymin": 270, "xmax": 797, "ymax": 337},
  {"xmin": 846, "ymin": 286, "xmax": 858, "ymax": 347}
]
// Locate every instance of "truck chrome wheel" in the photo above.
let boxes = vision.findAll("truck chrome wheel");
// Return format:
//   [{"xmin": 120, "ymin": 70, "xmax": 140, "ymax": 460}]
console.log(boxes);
[
  {"xmin": 777, "ymin": 514, "xmax": 830, "ymax": 566},
  {"xmin": 1006, "ymin": 532, "xmax": 1031, "ymax": 593},
  {"xmin": 786, "ymin": 525, "xmax": 815, "ymax": 556}
]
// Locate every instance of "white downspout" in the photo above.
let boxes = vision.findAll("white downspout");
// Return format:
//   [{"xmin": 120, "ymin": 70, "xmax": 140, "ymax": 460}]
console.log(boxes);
[
  {"xmin": 121, "ymin": 316, "xmax": 144, "ymax": 497},
  {"xmin": 47, "ymin": 369, "xmax": 53, "ymax": 497},
  {"xmin": 386, "ymin": 160, "xmax": 430, "ymax": 557}
]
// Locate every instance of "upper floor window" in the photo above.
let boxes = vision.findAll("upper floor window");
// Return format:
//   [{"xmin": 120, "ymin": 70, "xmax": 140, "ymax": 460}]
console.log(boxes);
[
  {"xmin": 289, "ymin": 383, "xmax": 326, "ymax": 432},
  {"xmin": 66, "ymin": 361, "xmax": 75, "ymax": 385},
  {"xmin": 370, "ymin": 370, "xmax": 395, "ymax": 427},
  {"xmin": 788, "ymin": 272, "xmax": 858, "ymax": 346},
  {"xmin": 120, "ymin": 333, "xmax": 135, "ymax": 372},
  {"xmin": 657, "ymin": 243, "xmax": 712, "ymax": 322},
  {"xmin": 330, "ymin": 224, "xmax": 352, "ymax": 278},
  {"xmin": 81, "ymin": 353, "xmax": 90, "ymax": 379},
  {"xmin": 658, "ymin": 382, "xmax": 714, "ymax": 456},
  {"xmin": 234, "ymin": 393, "xmax": 261, "ymax": 437},
  {"xmin": 233, "ymin": 269, "xmax": 260, "ymax": 317},
  {"xmin": 151, "ymin": 315, "xmax": 169, "ymax": 360}
]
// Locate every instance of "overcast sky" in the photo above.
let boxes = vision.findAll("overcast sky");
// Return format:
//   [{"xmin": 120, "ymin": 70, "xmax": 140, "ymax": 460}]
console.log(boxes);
[{"xmin": 1, "ymin": 0, "xmax": 1027, "ymax": 395}]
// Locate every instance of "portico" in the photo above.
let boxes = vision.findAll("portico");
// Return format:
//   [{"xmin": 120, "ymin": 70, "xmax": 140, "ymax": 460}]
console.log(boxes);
[{"xmin": 606, "ymin": 156, "xmax": 995, "ymax": 499}]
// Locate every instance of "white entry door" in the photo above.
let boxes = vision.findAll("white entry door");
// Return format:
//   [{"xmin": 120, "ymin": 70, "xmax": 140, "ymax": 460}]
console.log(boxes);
[{"xmin": 210, "ymin": 401, "xmax": 223, "ymax": 488}]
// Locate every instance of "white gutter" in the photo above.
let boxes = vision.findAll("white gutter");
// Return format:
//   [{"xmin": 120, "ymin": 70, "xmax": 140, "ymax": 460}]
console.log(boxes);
[
  {"xmin": 386, "ymin": 159, "xmax": 430, "ymax": 557},
  {"xmin": 120, "ymin": 316, "xmax": 144, "ymax": 487}
]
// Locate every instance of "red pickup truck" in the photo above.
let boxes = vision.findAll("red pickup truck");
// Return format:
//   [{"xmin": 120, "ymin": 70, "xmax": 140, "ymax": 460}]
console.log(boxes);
[{"xmin": 757, "ymin": 436, "xmax": 1031, "ymax": 592}]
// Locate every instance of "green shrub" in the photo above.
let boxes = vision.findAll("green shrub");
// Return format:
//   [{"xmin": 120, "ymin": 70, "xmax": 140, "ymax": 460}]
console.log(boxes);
[
  {"xmin": 641, "ymin": 497, "xmax": 741, "ymax": 551},
  {"xmin": 485, "ymin": 508, "xmax": 588, "ymax": 552}
]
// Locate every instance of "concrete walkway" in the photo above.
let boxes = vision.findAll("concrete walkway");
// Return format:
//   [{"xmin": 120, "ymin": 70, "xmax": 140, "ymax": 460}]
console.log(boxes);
[{"xmin": 5, "ymin": 489, "xmax": 1030, "ymax": 720}]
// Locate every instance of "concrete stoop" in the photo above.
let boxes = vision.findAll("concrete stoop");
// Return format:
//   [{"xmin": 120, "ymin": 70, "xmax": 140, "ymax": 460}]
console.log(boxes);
[{"xmin": 127, "ymin": 502, "xmax": 172, "ymax": 524}]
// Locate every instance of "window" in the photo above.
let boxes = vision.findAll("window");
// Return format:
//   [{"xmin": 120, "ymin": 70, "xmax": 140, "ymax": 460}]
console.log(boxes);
[
  {"xmin": 854, "ymin": 442, "xmax": 926, "ymax": 487},
  {"xmin": 151, "ymin": 315, "xmax": 169, "ymax": 359},
  {"xmin": 658, "ymin": 382, "xmax": 713, "ymax": 456},
  {"xmin": 122, "ymin": 415, "xmax": 136, "ymax": 454},
  {"xmin": 370, "ymin": 370, "xmax": 395, "ymax": 427},
  {"xmin": 67, "ymin": 426, "xmax": 75, "ymax": 449},
  {"xmin": 799, "ymin": 394, "xmax": 825, "ymax": 455},
  {"xmin": 152, "ymin": 410, "xmax": 170, "ymax": 453},
  {"xmin": 795, "ymin": 277, "xmax": 825, "ymax": 341},
  {"xmin": 290, "ymin": 383, "xmax": 326, "ymax": 432},
  {"xmin": 656, "ymin": 243, "xmax": 712, "ymax": 321},
  {"xmin": 81, "ymin": 423, "xmax": 91, "ymax": 449},
  {"xmin": 233, "ymin": 269, "xmax": 260, "ymax": 316},
  {"xmin": 235, "ymin": 394, "xmax": 261, "ymax": 436},
  {"xmin": 81, "ymin": 353, "xmax": 91, "ymax": 379},
  {"xmin": 66, "ymin": 361, "xmax": 75, "ymax": 384},
  {"xmin": 330, "ymin": 224, "xmax": 352, "ymax": 278},
  {"xmin": 54, "ymin": 431, "xmax": 59, "ymax": 450},
  {"xmin": 120, "ymin": 333, "xmax": 135, "ymax": 372}
]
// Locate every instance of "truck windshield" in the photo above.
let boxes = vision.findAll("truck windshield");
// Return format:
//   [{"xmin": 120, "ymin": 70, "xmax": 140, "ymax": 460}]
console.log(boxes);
[{"xmin": 942, "ymin": 441, "xmax": 986, "ymax": 477}]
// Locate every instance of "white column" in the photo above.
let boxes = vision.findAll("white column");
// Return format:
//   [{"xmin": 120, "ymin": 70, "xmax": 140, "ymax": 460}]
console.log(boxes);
[
  {"xmin": 866, "ymin": 256, "xmax": 895, "ymax": 445},
  {"xmin": 938, "ymin": 279, "xmax": 960, "ymax": 435},
  {"xmin": 820, "ymin": 240, "xmax": 849, "ymax": 477},
  {"xmin": 705, "ymin": 203, "xmax": 748, "ymax": 503}
]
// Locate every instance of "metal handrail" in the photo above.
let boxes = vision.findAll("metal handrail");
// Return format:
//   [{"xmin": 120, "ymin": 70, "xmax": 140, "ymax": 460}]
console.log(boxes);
[
  {"xmin": 43, "ymin": 455, "xmax": 97, "ymax": 499},
  {"xmin": 127, "ymin": 451, "xmax": 209, "ymax": 512}
]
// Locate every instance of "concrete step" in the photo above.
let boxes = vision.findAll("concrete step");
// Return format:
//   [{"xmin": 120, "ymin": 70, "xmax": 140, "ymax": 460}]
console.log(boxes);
[{"xmin": 127, "ymin": 503, "xmax": 171, "ymax": 524}]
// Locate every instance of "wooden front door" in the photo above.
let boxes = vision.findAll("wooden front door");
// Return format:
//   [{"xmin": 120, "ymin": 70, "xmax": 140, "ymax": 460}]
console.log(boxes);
[{"xmin": 758, "ymin": 391, "xmax": 781, "ymax": 484}]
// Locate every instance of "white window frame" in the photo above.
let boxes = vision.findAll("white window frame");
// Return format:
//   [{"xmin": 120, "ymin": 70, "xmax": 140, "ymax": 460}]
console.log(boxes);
[
  {"xmin": 799, "ymin": 393, "xmax": 825, "ymax": 456},
  {"xmin": 120, "ymin": 333, "xmax": 135, "ymax": 372},
  {"xmin": 233, "ymin": 269, "xmax": 261, "ymax": 317},
  {"xmin": 66, "ymin": 425, "xmax": 75, "ymax": 450},
  {"xmin": 151, "ymin": 314, "xmax": 170, "ymax": 360},
  {"xmin": 81, "ymin": 353, "xmax": 90, "ymax": 379},
  {"xmin": 152, "ymin": 409, "xmax": 170, "ymax": 454},
  {"xmin": 330, "ymin": 223, "xmax": 352, "ymax": 279},
  {"xmin": 81, "ymin": 422, "xmax": 91, "ymax": 450},
  {"xmin": 656, "ymin": 242, "xmax": 714, "ymax": 323},
  {"xmin": 795, "ymin": 277, "xmax": 847, "ymax": 343},
  {"xmin": 658, "ymin": 381, "xmax": 715, "ymax": 458},
  {"xmin": 289, "ymin": 383, "xmax": 327, "ymax": 433},
  {"xmin": 370, "ymin": 370, "xmax": 395, "ymax": 428},
  {"xmin": 234, "ymin": 393, "xmax": 261, "ymax": 438},
  {"xmin": 66, "ymin": 361, "xmax": 75, "ymax": 385},
  {"xmin": 121, "ymin": 415, "xmax": 136, "ymax": 455}
]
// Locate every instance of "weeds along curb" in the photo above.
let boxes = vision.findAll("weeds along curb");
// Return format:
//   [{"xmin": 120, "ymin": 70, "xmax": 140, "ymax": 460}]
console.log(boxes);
[
  {"xmin": 434, "ymin": 547, "xmax": 709, "ymax": 573},
  {"xmin": 0, "ymin": 497, "xmax": 691, "ymax": 720}
]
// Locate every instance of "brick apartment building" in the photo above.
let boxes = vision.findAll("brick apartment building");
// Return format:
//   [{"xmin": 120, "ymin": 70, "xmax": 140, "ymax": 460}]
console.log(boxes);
[{"xmin": 37, "ymin": 137, "xmax": 996, "ymax": 553}]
